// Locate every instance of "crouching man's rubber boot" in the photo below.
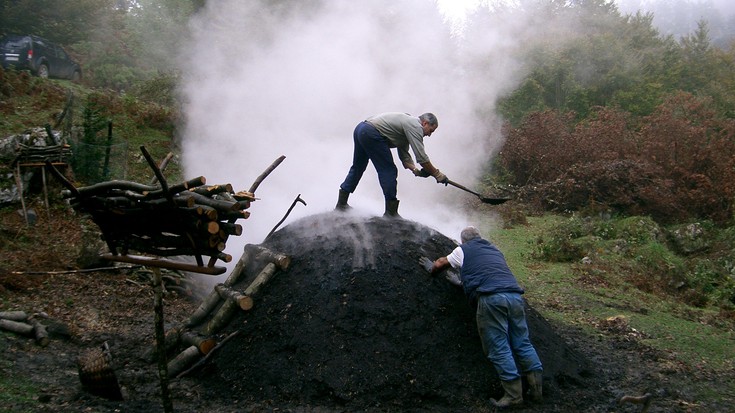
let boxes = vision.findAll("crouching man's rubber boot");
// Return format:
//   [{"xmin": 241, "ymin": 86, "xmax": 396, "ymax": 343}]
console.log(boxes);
[
  {"xmin": 383, "ymin": 199, "xmax": 401, "ymax": 218},
  {"xmin": 335, "ymin": 189, "xmax": 351, "ymax": 211},
  {"xmin": 490, "ymin": 379, "xmax": 523, "ymax": 408},
  {"xmin": 526, "ymin": 370, "xmax": 543, "ymax": 402}
]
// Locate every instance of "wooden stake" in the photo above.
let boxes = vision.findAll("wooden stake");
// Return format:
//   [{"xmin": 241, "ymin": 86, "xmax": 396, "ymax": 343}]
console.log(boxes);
[{"xmin": 151, "ymin": 267, "xmax": 173, "ymax": 413}]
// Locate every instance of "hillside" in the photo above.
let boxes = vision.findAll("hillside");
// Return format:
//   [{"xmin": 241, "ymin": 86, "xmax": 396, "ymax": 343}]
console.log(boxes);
[{"xmin": 1, "ymin": 69, "xmax": 734, "ymax": 412}]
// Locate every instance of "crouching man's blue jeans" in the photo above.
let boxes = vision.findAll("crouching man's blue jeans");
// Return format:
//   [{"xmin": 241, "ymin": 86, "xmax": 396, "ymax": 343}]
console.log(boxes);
[
  {"xmin": 339, "ymin": 121, "xmax": 398, "ymax": 201},
  {"xmin": 476, "ymin": 292, "xmax": 543, "ymax": 382}
]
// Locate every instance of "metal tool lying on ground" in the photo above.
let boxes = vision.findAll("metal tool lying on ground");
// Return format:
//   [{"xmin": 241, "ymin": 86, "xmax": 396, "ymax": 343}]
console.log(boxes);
[{"xmin": 446, "ymin": 179, "xmax": 511, "ymax": 205}]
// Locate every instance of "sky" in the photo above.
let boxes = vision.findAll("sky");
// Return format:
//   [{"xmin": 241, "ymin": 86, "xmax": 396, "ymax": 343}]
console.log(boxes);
[{"xmin": 177, "ymin": 0, "xmax": 734, "ymax": 272}]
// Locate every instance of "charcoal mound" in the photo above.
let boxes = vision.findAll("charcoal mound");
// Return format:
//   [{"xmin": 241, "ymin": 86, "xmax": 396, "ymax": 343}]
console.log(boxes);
[{"xmin": 203, "ymin": 212, "xmax": 596, "ymax": 411}]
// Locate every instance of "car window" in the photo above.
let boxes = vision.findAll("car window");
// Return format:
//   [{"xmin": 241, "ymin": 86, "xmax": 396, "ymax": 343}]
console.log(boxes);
[
  {"xmin": 56, "ymin": 47, "xmax": 68, "ymax": 59},
  {"xmin": 2, "ymin": 37, "xmax": 30, "ymax": 49}
]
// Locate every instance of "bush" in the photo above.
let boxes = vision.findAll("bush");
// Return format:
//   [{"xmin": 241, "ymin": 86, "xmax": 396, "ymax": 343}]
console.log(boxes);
[{"xmin": 499, "ymin": 93, "xmax": 735, "ymax": 224}]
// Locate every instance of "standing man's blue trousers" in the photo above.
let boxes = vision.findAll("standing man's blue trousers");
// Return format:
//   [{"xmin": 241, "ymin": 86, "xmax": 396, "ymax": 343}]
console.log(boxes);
[{"xmin": 339, "ymin": 121, "xmax": 398, "ymax": 201}]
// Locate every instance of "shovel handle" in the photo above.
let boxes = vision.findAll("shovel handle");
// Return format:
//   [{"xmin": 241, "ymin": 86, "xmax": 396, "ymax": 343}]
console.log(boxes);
[{"xmin": 446, "ymin": 179, "xmax": 482, "ymax": 197}]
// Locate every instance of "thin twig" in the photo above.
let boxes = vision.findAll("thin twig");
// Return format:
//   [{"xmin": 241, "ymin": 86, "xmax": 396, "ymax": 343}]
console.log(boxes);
[
  {"xmin": 266, "ymin": 194, "xmax": 307, "ymax": 239},
  {"xmin": 175, "ymin": 330, "xmax": 241, "ymax": 379},
  {"xmin": 248, "ymin": 155, "xmax": 286, "ymax": 194},
  {"xmin": 11, "ymin": 265, "xmax": 141, "ymax": 275}
]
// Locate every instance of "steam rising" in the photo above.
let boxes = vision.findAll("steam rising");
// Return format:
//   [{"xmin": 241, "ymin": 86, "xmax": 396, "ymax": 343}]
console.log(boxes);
[{"xmin": 178, "ymin": 0, "xmax": 535, "ymax": 262}]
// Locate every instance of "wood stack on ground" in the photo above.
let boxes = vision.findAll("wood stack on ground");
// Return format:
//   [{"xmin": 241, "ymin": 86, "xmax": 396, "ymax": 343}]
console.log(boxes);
[{"xmin": 0, "ymin": 310, "xmax": 52, "ymax": 347}]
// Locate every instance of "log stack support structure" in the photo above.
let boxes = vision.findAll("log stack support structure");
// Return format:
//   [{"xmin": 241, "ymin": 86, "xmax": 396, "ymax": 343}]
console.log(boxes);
[
  {"xmin": 12, "ymin": 125, "xmax": 71, "ymax": 225},
  {"xmin": 162, "ymin": 243, "xmax": 291, "ymax": 378}
]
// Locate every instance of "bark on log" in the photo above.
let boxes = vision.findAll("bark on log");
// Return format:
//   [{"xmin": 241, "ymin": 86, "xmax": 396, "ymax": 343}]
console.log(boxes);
[
  {"xmin": 167, "ymin": 345, "xmax": 200, "ymax": 378},
  {"xmin": 220, "ymin": 210, "xmax": 251, "ymax": 221},
  {"xmin": 0, "ymin": 311, "xmax": 28, "ymax": 321},
  {"xmin": 102, "ymin": 255, "xmax": 226, "ymax": 276},
  {"xmin": 204, "ymin": 262, "xmax": 277, "ymax": 335},
  {"xmin": 248, "ymin": 155, "xmax": 286, "ymax": 193},
  {"xmin": 175, "ymin": 330, "xmax": 240, "ymax": 379},
  {"xmin": 179, "ymin": 191, "xmax": 241, "ymax": 212},
  {"xmin": 204, "ymin": 300, "xmax": 239, "ymax": 335},
  {"xmin": 0, "ymin": 319, "xmax": 34, "ymax": 336},
  {"xmin": 244, "ymin": 262, "xmax": 278, "ymax": 296},
  {"xmin": 180, "ymin": 331, "xmax": 217, "ymax": 355},
  {"xmin": 191, "ymin": 184, "xmax": 233, "ymax": 196},
  {"xmin": 184, "ymin": 291, "xmax": 223, "ymax": 328},
  {"xmin": 223, "ymin": 244, "xmax": 260, "ymax": 286},
  {"xmin": 220, "ymin": 222, "xmax": 242, "ymax": 236},
  {"xmin": 215, "ymin": 284, "xmax": 254, "ymax": 311},
  {"xmin": 33, "ymin": 321, "xmax": 50, "ymax": 347},
  {"xmin": 252, "ymin": 245, "xmax": 291, "ymax": 270},
  {"xmin": 149, "ymin": 152, "xmax": 174, "ymax": 185}
]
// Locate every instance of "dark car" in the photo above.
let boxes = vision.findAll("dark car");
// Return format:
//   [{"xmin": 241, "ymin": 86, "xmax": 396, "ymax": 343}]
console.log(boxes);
[{"xmin": 0, "ymin": 34, "xmax": 82, "ymax": 81}]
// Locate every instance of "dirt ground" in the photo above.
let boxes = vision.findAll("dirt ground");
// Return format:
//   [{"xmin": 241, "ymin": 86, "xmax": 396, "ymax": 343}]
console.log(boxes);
[{"xmin": 0, "ymin": 204, "xmax": 728, "ymax": 412}]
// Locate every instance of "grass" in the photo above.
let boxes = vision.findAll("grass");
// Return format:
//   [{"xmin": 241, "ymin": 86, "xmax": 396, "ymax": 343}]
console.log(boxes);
[
  {"xmin": 0, "ymin": 335, "xmax": 39, "ymax": 412},
  {"xmin": 487, "ymin": 214, "xmax": 735, "ymax": 373}
]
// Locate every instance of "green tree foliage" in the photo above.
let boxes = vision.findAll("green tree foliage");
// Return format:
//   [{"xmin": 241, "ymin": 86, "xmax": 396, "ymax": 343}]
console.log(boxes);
[{"xmin": 0, "ymin": 0, "xmax": 112, "ymax": 44}]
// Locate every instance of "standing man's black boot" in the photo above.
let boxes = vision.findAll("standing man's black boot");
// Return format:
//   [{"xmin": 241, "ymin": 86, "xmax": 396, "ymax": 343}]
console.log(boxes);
[
  {"xmin": 335, "ymin": 189, "xmax": 351, "ymax": 211},
  {"xmin": 384, "ymin": 199, "xmax": 401, "ymax": 218}
]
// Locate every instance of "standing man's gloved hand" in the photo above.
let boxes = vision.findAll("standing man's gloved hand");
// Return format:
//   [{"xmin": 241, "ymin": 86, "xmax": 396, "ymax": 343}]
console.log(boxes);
[
  {"xmin": 413, "ymin": 168, "xmax": 431, "ymax": 178},
  {"xmin": 419, "ymin": 257, "xmax": 434, "ymax": 273},
  {"xmin": 433, "ymin": 170, "xmax": 449, "ymax": 185}
]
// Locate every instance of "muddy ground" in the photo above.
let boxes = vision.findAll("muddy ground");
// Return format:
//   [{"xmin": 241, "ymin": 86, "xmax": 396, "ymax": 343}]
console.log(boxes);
[{"xmin": 0, "ymin": 206, "xmax": 725, "ymax": 412}]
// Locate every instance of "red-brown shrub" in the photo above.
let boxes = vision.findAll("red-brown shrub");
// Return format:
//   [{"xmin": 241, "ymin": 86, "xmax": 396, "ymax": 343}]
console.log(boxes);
[{"xmin": 499, "ymin": 92, "xmax": 735, "ymax": 223}]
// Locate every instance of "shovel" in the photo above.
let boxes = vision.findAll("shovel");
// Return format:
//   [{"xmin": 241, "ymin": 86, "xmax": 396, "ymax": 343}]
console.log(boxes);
[{"xmin": 446, "ymin": 179, "xmax": 511, "ymax": 205}]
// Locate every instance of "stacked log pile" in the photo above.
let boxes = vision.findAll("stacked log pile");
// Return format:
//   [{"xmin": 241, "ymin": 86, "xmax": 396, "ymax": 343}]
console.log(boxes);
[
  {"xmin": 58, "ymin": 176, "xmax": 254, "ymax": 273},
  {"xmin": 159, "ymin": 243, "xmax": 291, "ymax": 378},
  {"xmin": 13, "ymin": 143, "xmax": 71, "ymax": 165},
  {"xmin": 46, "ymin": 146, "xmax": 257, "ymax": 275}
]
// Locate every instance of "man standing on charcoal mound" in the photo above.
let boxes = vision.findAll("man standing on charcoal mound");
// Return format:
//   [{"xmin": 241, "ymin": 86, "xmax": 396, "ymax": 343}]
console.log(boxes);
[
  {"xmin": 419, "ymin": 226, "xmax": 543, "ymax": 408},
  {"xmin": 335, "ymin": 112, "xmax": 449, "ymax": 217}
]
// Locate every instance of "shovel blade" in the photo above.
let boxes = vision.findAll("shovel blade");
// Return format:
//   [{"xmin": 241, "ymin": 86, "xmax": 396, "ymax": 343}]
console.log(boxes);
[{"xmin": 480, "ymin": 197, "xmax": 511, "ymax": 205}]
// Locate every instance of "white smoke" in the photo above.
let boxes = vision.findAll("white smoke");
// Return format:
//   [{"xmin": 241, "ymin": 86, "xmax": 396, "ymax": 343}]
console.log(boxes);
[{"xmin": 178, "ymin": 0, "xmax": 537, "ymax": 267}]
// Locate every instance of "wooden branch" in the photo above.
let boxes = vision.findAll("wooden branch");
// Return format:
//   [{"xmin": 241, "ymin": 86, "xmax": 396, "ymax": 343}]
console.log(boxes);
[
  {"xmin": 244, "ymin": 262, "xmax": 278, "ymax": 296},
  {"xmin": 0, "ymin": 311, "xmax": 29, "ymax": 321},
  {"xmin": 44, "ymin": 161, "xmax": 78, "ymax": 196},
  {"xmin": 252, "ymin": 245, "xmax": 291, "ymax": 270},
  {"xmin": 220, "ymin": 222, "xmax": 242, "ymax": 236},
  {"xmin": 0, "ymin": 319, "xmax": 34, "ymax": 336},
  {"xmin": 140, "ymin": 146, "xmax": 173, "ymax": 204},
  {"xmin": 147, "ymin": 176, "xmax": 207, "ymax": 198},
  {"xmin": 184, "ymin": 291, "xmax": 224, "ymax": 328},
  {"xmin": 215, "ymin": 284, "xmax": 254, "ymax": 311},
  {"xmin": 267, "ymin": 193, "xmax": 306, "ymax": 239},
  {"xmin": 151, "ymin": 267, "xmax": 174, "ymax": 412},
  {"xmin": 180, "ymin": 331, "xmax": 217, "ymax": 355},
  {"xmin": 102, "ymin": 254, "xmax": 226, "ymax": 275},
  {"xmin": 167, "ymin": 345, "xmax": 200, "ymax": 378},
  {"xmin": 149, "ymin": 152, "xmax": 174, "ymax": 185},
  {"xmin": 619, "ymin": 393, "xmax": 653, "ymax": 412},
  {"xmin": 175, "ymin": 330, "xmax": 240, "ymax": 379},
  {"xmin": 33, "ymin": 321, "xmax": 49, "ymax": 347},
  {"xmin": 191, "ymin": 184, "xmax": 233, "ymax": 196},
  {"xmin": 248, "ymin": 155, "xmax": 286, "ymax": 194}
]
